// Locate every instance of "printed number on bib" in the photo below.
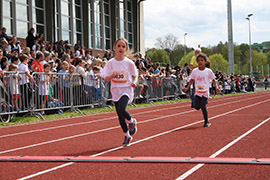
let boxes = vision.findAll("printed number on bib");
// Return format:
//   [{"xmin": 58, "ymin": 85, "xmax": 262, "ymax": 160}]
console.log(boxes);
[
  {"xmin": 196, "ymin": 84, "xmax": 207, "ymax": 93},
  {"xmin": 112, "ymin": 71, "xmax": 127, "ymax": 83}
]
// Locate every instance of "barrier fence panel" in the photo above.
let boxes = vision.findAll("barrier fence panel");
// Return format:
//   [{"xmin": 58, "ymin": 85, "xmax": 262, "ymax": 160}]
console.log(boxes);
[{"xmin": 1, "ymin": 70, "xmax": 266, "ymax": 123}]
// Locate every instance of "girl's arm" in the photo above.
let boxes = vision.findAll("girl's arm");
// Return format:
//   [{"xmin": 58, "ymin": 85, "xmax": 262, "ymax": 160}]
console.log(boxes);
[
  {"xmin": 212, "ymin": 79, "xmax": 221, "ymax": 94},
  {"xmin": 184, "ymin": 79, "xmax": 194, "ymax": 93},
  {"xmin": 104, "ymin": 72, "xmax": 116, "ymax": 82},
  {"xmin": 131, "ymin": 74, "xmax": 138, "ymax": 88}
]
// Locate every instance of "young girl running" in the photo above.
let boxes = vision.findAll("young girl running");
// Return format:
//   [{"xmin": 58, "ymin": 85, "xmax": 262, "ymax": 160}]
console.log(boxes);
[
  {"xmin": 185, "ymin": 53, "xmax": 220, "ymax": 127},
  {"xmin": 101, "ymin": 38, "xmax": 138, "ymax": 146}
]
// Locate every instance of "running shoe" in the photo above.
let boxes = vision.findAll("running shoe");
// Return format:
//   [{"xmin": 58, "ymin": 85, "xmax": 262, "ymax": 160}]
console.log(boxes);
[
  {"xmin": 203, "ymin": 122, "xmax": 211, "ymax": 127},
  {"xmin": 129, "ymin": 118, "xmax": 137, "ymax": 135},
  {"xmin": 122, "ymin": 135, "xmax": 133, "ymax": 147}
]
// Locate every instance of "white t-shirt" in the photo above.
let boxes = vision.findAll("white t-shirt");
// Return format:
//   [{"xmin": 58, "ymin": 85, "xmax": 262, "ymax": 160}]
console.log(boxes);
[
  {"xmin": 84, "ymin": 70, "xmax": 95, "ymax": 86},
  {"xmin": 189, "ymin": 67, "xmax": 215, "ymax": 98},
  {"xmin": 100, "ymin": 57, "xmax": 138, "ymax": 103},
  {"xmin": 18, "ymin": 63, "xmax": 30, "ymax": 85},
  {"xmin": 39, "ymin": 74, "xmax": 49, "ymax": 95}
]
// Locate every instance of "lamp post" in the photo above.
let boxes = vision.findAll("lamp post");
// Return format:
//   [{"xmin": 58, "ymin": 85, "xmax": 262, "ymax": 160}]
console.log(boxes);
[
  {"xmin": 184, "ymin": 32, "xmax": 188, "ymax": 63},
  {"xmin": 137, "ymin": 0, "xmax": 146, "ymax": 53},
  {"xmin": 246, "ymin": 13, "xmax": 253, "ymax": 75}
]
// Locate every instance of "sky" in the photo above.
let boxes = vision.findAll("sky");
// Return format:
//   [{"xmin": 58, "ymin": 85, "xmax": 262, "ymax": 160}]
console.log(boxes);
[{"xmin": 143, "ymin": 0, "xmax": 270, "ymax": 50}]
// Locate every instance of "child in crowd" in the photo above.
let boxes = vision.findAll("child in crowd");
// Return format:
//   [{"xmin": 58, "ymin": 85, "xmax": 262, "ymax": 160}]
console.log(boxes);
[
  {"xmin": 100, "ymin": 37, "xmax": 138, "ymax": 147},
  {"xmin": 7, "ymin": 64, "xmax": 21, "ymax": 111},
  {"xmin": 39, "ymin": 63, "xmax": 51, "ymax": 115},
  {"xmin": 185, "ymin": 53, "xmax": 220, "ymax": 127}
]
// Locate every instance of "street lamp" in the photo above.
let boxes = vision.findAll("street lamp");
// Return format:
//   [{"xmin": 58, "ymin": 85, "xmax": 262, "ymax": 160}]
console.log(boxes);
[
  {"xmin": 246, "ymin": 13, "xmax": 253, "ymax": 75},
  {"xmin": 137, "ymin": 0, "xmax": 146, "ymax": 53},
  {"xmin": 184, "ymin": 32, "xmax": 188, "ymax": 63}
]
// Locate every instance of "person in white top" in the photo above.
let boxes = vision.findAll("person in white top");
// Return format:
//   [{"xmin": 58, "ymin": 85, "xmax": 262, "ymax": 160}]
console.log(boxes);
[
  {"xmin": 19, "ymin": 54, "xmax": 33, "ymax": 110},
  {"xmin": 185, "ymin": 53, "xmax": 220, "ymax": 127},
  {"xmin": 101, "ymin": 38, "xmax": 138, "ymax": 147}
]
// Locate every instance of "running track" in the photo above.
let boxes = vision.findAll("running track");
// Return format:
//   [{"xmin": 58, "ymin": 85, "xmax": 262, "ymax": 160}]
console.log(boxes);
[{"xmin": 0, "ymin": 91, "xmax": 269, "ymax": 180}]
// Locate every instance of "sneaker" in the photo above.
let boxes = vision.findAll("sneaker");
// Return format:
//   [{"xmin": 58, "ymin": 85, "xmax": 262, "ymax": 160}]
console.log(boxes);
[
  {"xmin": 129, "ymin": 118, "xmax": 137, "ymax": 135},
  {"xmin": 122, "ymin": 135, "xmax": 133, "ymax": 147},
  {"xmin": 203, "ymin": 122, "xmax": 211, "ymax": 127}
]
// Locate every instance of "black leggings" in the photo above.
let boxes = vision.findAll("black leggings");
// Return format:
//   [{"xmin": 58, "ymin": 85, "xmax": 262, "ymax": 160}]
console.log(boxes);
[
  {"xmin": 194, "ymin": 95, "xmax": 209, "ymax": 123},
  {"xmin": 114, "ymin": 95, "xmax": 132, "ymax": 133}
]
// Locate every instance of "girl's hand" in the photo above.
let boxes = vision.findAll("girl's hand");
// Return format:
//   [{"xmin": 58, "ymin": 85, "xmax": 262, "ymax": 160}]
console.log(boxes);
[
  {"xmin": 131, "ymin": 82, "xmax": 137, "ymax": 88},
  {"xmin": 216, "ymin": 87, "xmax": 221, "ymax": 95}
]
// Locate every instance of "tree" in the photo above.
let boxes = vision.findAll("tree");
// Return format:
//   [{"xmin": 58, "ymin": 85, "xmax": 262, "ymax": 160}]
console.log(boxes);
[
  {"xmin": 155, "ymin": 33, "xmax": 180, "ymax": 51},
  {"xmin": 178, "ymin": 51, "xmax": 195, "ymax": 66},
  {"xmin": 147, "ymin": 49, "xmax": 171, "ymax": 65},
  {"xmin": 208, "ymin": 53, "xmax": 228, "ymax": 73},
  {"xmin": 241, "ymin": 49, "xmax": 267, "ymax": 76}
]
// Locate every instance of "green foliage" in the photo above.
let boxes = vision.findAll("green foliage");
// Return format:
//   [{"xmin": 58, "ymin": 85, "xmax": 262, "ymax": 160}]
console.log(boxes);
[
  {"xmin": 208, "ymin": 53, "xmax": 228, "ymax": 73},
  {"xmin": 146, "ymin": 35, "xmax": 269, "ymax": 75},
  {"xmin": 147, "ymin": 49, "xmax": 171, "ymax": 64},
  {"xmin": 241, "ymin": 49, "xmax": 267, "ymax": 75},
  {"xmin": 178, "ymin": 51, "xmax": 195, "ymax": 66}
]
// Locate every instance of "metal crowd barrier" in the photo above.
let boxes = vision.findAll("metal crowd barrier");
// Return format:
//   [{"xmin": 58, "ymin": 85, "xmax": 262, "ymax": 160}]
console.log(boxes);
[{"xmin": 0, "ymin": 71, "xmax": 187, "ymax": 123}]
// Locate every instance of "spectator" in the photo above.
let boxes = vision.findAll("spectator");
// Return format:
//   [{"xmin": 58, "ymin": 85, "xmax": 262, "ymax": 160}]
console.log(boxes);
[
  {"xmin": 0, "ymin": 49, "xmax": 3, "ymax": 64},
  {"xmin": 74, "ymin": 40, "xmax": 81, "ymax": 52},
  {"xmin": 31, "ymin": 52, "xmax": 44, "ymax": 72},
  {"xmin": 38, "ymin": 63, "xmax": 51, "ymax": 115},
  {"xmin": 137, "ymin": 62, "xmax": 149, "ymax": 98},
  {"xmin": 7, "ymin": 63, "xmax": 21, "ymax": 111},
  {"xmin": 0, "ymin": 56, "xmax": 9, "ymax": 71},
  {"xmin": 0, "ymin": 27, "xmax": 10, "ymax": 42},
  {"xmin": 10, "ymin": 48, "xmax": 19, "ymax": 58},
  {"xmin": 19, "ymin": 54, "xmax": 33, "ymax": 110},
  {"xmin": 0, "ymin": 38, "xmax": 9, "ymax": 57},
  {"xmin": 26, "ymin": 28, "xmax": 36, "ymax": 49},
  {"xmin": 57, "ymin": 40, "xmax": 65, "ymax": 58},
  {"xmin": 42, "ymin": 51, "xmax": 51, "ymax": 65},
  {"xmin": 264, "ymin": 77, "xmax": 269, "ymax": 90},
  {"xmin": 8, "ymin": 36, "xmax": 20, "ymax": 53},
  {"xmin": 10, "ymin": 56, "xmax": 20, "ymax": 66}
]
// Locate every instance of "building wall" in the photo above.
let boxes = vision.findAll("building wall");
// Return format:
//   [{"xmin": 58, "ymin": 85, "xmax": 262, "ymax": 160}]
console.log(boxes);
[{"xmin": 0, "ymin": 0, "xmax": 145, "ymax": 55}]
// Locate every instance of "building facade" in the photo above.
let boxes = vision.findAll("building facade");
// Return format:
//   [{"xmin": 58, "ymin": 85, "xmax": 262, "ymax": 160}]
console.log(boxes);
[
  {"xmin": 252, "ymin": 41, "xmax": 270, "ymax": 54},
  {"xmin": 0, "ymin": 0, "xmax": 145, "ymax": 54}
]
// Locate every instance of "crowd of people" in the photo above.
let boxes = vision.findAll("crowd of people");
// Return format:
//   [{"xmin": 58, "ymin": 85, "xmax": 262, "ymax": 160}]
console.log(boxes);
[{"xmin": 0, "ymin": 27, "xmax": 261, "ymax": 116}]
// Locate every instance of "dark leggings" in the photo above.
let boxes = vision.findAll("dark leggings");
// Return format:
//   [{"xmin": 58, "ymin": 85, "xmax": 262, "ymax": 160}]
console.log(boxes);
[
  {"xmin": 194, "ymin": 95, "xmax": 209, "ymax": 123},
  {"xmin": 114, "ymin": 95, "xmax": 132, "ymax": 133}
]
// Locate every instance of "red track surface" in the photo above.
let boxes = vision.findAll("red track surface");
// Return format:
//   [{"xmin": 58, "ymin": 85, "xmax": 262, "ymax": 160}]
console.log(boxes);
[{"xmin": 0, "ymin": 91, "xmax": 269, "ymax": 180}]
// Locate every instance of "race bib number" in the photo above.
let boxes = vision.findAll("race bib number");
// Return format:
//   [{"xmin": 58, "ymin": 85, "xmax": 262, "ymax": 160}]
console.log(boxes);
[
  {"xmin": 112, "ymin": 71, "xmax": 127, "ymax": 83},
  {"xmin": 196, "ymin": 84, "xmax": 207, "ymax": 93}
]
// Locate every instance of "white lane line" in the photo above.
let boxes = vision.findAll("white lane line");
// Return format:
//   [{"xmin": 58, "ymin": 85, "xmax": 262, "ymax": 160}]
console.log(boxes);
[
  {"xmin": 17, "ymin": 99, "xmax": 270, "ymax": 180},
  {"xmin": 176, "ymin": 116, "xmax": 270, "ymax": 180},
  {"xmin": 1, "ymin": 96, "xmax": 266, "ymax": 155},
  {"xmin": 0, "ymin": 92, "xmax": 265, "ymax": 139}
]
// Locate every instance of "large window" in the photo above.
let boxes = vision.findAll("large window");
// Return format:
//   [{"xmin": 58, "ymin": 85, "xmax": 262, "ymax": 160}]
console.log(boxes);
[
  {"xmin": 72, "ymin": 0, "xmax": 82, "ymax": 44},
  {"xmin": 2, "ymin": 0, "xmax": 14, "ymax": 35},
  {"xmin": 2, "ymin": 0, "xmax": 45, "ymax": 39},
  {"xmin": 94, "ymin": 0, "xmax": 102, "ymax": 49},
  {"xmin": 60, "ymin": 0, "xmax": 71, "ymax": 43},
  {"xmin": 88, "ymin": 1, "xmax": 93, "ymax": 48},
  {"xmin": 56, "ymin": 0, "xmax": 83, "ymax": 44},
  {"xmin": 32, "ymin": 0, "xmax": 45, "ymax": 37},
  {"xmin": 118, "ymin": 0, "xmax": 133, "ymax": 49},
  {"xmin": 104, "ymin": 0, "xmax": 111, "ymax": 50}
]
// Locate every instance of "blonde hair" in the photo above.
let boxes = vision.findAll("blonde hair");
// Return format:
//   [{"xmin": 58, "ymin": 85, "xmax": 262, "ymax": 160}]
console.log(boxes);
[{"xmin": 114, "ymin": 37, "xmax": 137, "ymax": 60}]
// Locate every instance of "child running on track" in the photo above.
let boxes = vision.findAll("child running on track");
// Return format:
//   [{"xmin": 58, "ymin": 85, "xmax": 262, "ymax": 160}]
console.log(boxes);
[
  {"xmin": 101, "ymin": 37, "xmax": 138, "ymax": 147},
  {"xmin": 185, "ymin": 53, "xmax": 220, "ymax": 127}
]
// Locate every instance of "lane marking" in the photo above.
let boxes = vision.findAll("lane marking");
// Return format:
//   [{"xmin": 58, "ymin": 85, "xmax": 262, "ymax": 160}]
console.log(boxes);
[
  {"xmin": 17, "ymin": 99, "xmax": 270, "ymax": 180},
  {"xmin": 0, "ymin": 92, "xmax": 266, "ymax": 139},
  {"xmin": 1, "ymin": 96, "xmax": 268, "ymax": 155},
  {"xmin": 176, "ymin": 116, "xmax": 270, "ymax": 180},
  {"xmin": 1, "ymin": 91, "xmax": 268, "ymax": 132}
]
